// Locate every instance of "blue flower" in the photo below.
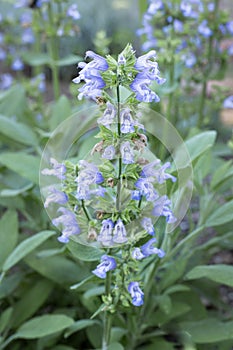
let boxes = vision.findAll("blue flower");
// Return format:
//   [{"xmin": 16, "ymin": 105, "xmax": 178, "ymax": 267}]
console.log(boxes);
[
  {"xmin": 134, "ymin": 51, "xmax": 166, "ymax": 84},
  {"xmin": 208, "ymin": 2, "xmax": 215, "ymax": 12},
  {"xmin": 148, "ymin": 1, "xmax": 163, "ymax": 15},
  {"xmin": 128, "ymin": 282, "xmax": 144, "ymax": 306},
  {"xmin": 97, "ymin": 102, "xmax": 116, "ymax": 128},
  {"xmin": 141, "ymin": 238, "xmax": 165, "ymax": 258},
  {"xmin": 14, "ymin": 0, "xmax": 28, "ymax": 8},
  {"xmin": 0, "ymin": 48, "xmax": 6, "ymax": 61},
  {"xmin": 77, "ymin": 160, "xmax": 104, "ymax": 185},
  {"xmin": 174, "ymin": 19, "xmax": 183, "ymax": 32},
  {"xmin": 22, "ymin": 28, "xmax": 35, "ymax": 44},
  {"xmin": 102, "ymin": 145, "xmax": 116, "ymax": 160},
  {"xmin": 120, "ymin": 141, "xmax": 134, "ymax": 164},
  {"xmin": 135, "ymin": 178, "xmax": 159, "ymax": 202},
  {"xmin": 113, "ymin": 219, "xmax": 128, "ymax": 244},
  {"xmin": 180, "ymin": 0, "xmax": 200, "ymax": 18},
  {"xmin": 131, "ymin": 247, "xmax": 145, "ymax": 260},
  {"xmin": 11, "ymin": 58, "xmax": 24, "ymax": 71},
  {"xmin": 118, "ymin": 53, "xmax": 126, "ymax": 65},
  {"xmin": 228, "ymin": 44, "xmax": 233, "ymax": 56},
  {"xmin": 181, "ymin": 52, "xmax": 197, "ymax": 68},
  {"xmin": 85, "ymin": 51, "xmax": 109, "ymax": 71},
  {"xmin": 226, "ymin": 21, "xmax": 233, "ymax": 35},
  {"xmin": 67, "ymin": 4, "xmax": 80, "ymax": 20},
  {"xmin": 20, "ymin": 12, "xmax": 32, "ymax": 26},
  {"xmin": 97, "ymin": 219, "xmax": 114, "ymax": 246},
  {"xmin": 141, "ymin": 160, "xmax": 176, "ymax": 184},
  {"xmin": 198, "ymin": 20, "xmax": 213, "ymax": 37},
  {"xmin": 130, "ymin": 50, "xmax": 165, "ymax": 103},
  {"xmin": 120, "ymin": 108, "xmax": 135, "ymax": 134},
  {"xmin": 76, "ymin": 185, "xmax": 90, "ymax": 200},
  {"xmin": 41, "ymin": 158, "xmax": 66, "ymax": 180},
  {"xmin": 131, "ymin": 190, "xmax": 141, "ymax": 200},
  {"xmin": 73, "ymin": 51, "xmax": 108, "ymax": 100},
  {"xmin": 0, "ymin": 74, "xmax": 13, "ymax": 90},
  {"xmin": 77, "ymin": 74, "xmax": 106, "ymax": 100},
  {"xmin": 92, "ymin": 255, "xmax": 117, "ymax": 279},
  {"xmin": 223, "ymin": 96, "xmax": 233, "ymax": 109},
  {"xmin": 140, "ymin": 159, "xmax": 160, "ymax": 177},
  {"xmin": 141, "ymin": 217, "xmax": 155, "ymax": 235},
  {"xmin": 130, "ymin": 76, "xmax": 160, "ymax": 103},
  {"xmin": 152, "ymin": 195, "xmax": 176, "ymax": 223},
  {"xmin": 52, "ymin": 207, "xmax": 80, "ymax": 243},
  {"xmin": 44, "ymin": 187, "xmax": 68, "ymax": 208}
]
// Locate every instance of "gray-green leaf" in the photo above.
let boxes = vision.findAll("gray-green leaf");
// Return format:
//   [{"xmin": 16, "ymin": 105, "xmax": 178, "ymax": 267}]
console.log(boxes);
[
  {"xmin": 180, "ymin": 318, "xmax": 233, "ymax": 343},
  {"xmin": 0, "ymin": 152, "xmax": 40, "ymax": 184},
  {"xmin": 0, "ymin": 114, "xmax": 38, "ymax": 146},
  {"xmin": 0, "ymin": 210, "xmax": 18, "ymax": 269},
  {"xmin": 205, "ymin": 199, "xmax": 233, "ymax": 227},
  {"xmin": 15, "ymin": 315, "xmax": 74, "ymax": 339},
  {"xmin": 185, "ymin": 264, "xmax": 233, "ymax": 287},
  {"xmin": 2, "ymin": 230, "xmax": 56, "ymax": 272}
]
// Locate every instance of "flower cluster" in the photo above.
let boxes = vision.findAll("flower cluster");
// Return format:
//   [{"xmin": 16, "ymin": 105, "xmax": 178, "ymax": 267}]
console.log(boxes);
[
  {"xmin": 130, "ymin": 51, "xmax": 166, "ymax": 102},
  {"xmin": 0, "ymin": 1, "xmax": 81, "ymax": 91},
  {"xmin": 75, "ymin": 160, "xmax": 105, "ymax": 200},
  {"xmin": 42, "ymin": 45, "xmax": 176, "ymax": 308},
  {"xmin": 136, "ymin": 0, "xmax": 201, "ymax": 54},
  {"xmin": 137, "ymin": 0, "xmax": 233, "ymax": 69},
  {"xmin": 73, "ymin": 44, "xmax": 165, "ymax": 103},
  {"xmin": 73, "ymin": 51, "xmax": 109, "ymax": 100}
]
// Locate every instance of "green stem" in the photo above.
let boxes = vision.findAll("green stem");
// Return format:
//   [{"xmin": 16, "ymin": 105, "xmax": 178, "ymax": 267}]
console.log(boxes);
[
  {"xmin": 47, "ymin": 2, "xmax": 60, "ymax": 100},
  {"xmin": 167, "ymin": 58, "xmax": 175, "ymax": 124},
  {"xmin": 81, "ymin": 200, "xmax": 91, "ymax": 221},
  {"xmin": 197, "ymin": 0, "xmax": 219, "ymax": 128},
  {"xmin": 102, "ymin": 273, "xmax": 112, "ymax": 350},
  {"xmin": 116, "ymin": 84, "xmax": 122, "ymax": 212}
]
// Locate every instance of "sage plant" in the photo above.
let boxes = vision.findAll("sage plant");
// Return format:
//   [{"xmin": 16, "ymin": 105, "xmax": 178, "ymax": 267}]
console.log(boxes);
[{"xmin": 42, "ymin": 44, "xmax": 177, "ymax": 349}]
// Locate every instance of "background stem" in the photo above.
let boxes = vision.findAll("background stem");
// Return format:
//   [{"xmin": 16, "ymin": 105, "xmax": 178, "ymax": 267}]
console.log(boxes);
[{"xmin": 47, "ymin": 2, "xmax": 60, "ymax": 100}]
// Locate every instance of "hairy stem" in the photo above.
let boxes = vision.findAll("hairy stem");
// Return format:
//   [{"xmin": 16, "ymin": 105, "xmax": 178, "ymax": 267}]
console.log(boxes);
[
  {"xmin": 116, "ymin": 83, "xmax": 122, "ymax": 212},
  {"xmin": 81, "ymin": 200, "xmax": 91, "ymax": 221}
]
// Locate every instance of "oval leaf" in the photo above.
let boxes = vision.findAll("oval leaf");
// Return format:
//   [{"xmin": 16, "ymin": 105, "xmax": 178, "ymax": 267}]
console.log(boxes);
[
  {"xmin": 2, "ymin": 230, "xmax": 56, "ymax": 272},
  {"xmin": 180, "ymin": 318, "xmax": 233, "ymax": 343},
  {"xmin": 0, "ymin": 210, "xmax": 18, "ymax": 269},
  {"xmin": 16, "ymin": 315, "xmax": 74, "ymax": 339},
  {"xmin": 0, "ymin": 152, "xmax": 40, "ymax": 184},
  {"xmin": 205, "ymin": 199, "xmax": 233, "ymax": 227},
  {"xmin": 64, "ymin": 319, "xmax": 98, "ymax": 338},
  {"xmin": 177, "ymin": 131, "xmax": 217, "ymax": 163},
  {"xmin": 67, "ymin": 240, "xmax": 103, "ymax": 262},
  {"xmin": 0, "ymin": 114, "xmax": 38, "ymax": 146},
  {"xmin": 185, "ymin": 264, "xmax": 233, "ymax": 287}
]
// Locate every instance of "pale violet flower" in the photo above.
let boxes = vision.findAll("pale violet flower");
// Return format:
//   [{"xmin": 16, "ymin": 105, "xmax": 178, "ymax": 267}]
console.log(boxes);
[
  {"xmin": 128, "ymin": 282, "xmax": 144, "ymax": 306},
  {"xmin": 223, "ymin": 96, "xmax": 233, "ymax": 109},
  {"xmin": 41, "ymin": 158, "xmax": 66, "ymax": 180},
  {"xmin": 92, "ymin": 255, "xmax": 117, "ymax": 279},
  {"xmin": 112, "ymin": 219, "xmax": 128, "ymax": 244},
  {"xmin": 141, "ymin": 238, "xmax": 165, "ymax": 258},
  {"xmin": 52, "ymin": 207, "xmax": 80, "ymax": 243},
  {"xmin": 44, "ymin": 187, "xmax": 68, "ymax": 208}
]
